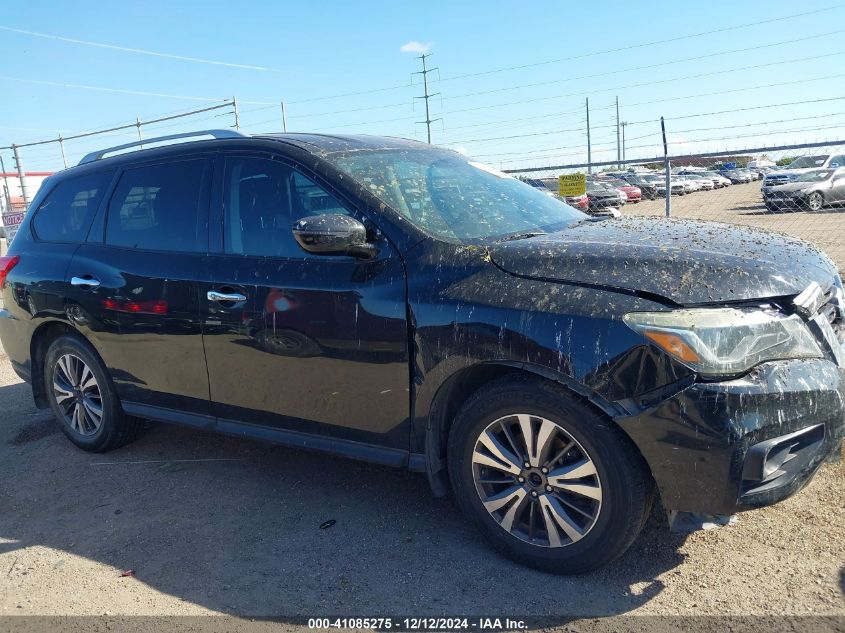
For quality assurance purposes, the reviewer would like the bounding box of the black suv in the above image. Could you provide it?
[1,131,843,573]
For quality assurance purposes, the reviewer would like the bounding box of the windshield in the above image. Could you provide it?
[793,169,834,183]
[788,155,829,169]
[329,149,586,242]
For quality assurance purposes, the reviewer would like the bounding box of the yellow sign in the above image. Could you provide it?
[558,173,586,197]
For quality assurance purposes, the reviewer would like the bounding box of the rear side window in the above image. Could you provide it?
[106,160,206,252]
[32,171,111,243]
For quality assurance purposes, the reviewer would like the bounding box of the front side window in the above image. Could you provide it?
[328,149,585,243]
[32,171,111,243]
[106,160,206,252]
[223,157,350,257]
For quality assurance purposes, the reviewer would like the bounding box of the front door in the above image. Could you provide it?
[200,153,410,449]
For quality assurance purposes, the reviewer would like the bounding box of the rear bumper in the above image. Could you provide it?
[616,359,845,515]
[763,194,811,210]
[0,307,33,383]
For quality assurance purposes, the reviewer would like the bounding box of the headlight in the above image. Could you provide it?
[623,307,822,377]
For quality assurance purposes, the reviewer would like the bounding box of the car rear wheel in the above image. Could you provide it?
[44,335,143,452]
[447,376,653,574]
[807,192,824,212]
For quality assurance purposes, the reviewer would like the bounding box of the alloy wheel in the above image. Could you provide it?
[52,354,103,436]
[807,192,823,212]
[471,414,602,548]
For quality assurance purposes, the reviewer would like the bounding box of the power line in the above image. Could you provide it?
[435,5,844,84]
[0,75,278,105]
[620,122,845,154]
[476,111,845,161]
[437,78,845,144]
[498,123,845,166]
[504,139,845,173]
[0,25,282,72]
[441,51,845,117]
[1,101,234,150]
[446,125,588,146]
[275,5,843,106]
[443,29,845,101]
[0,75,228,102]
[287,100,410,120]
[626,94,845,125]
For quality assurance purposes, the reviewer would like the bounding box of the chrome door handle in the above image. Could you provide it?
[207,291,247,303]
[71,276,100,288]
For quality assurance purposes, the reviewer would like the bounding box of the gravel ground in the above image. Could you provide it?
[0,346,843,626]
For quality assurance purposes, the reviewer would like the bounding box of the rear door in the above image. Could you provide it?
[199,151,410,451]
[66,155,213,419]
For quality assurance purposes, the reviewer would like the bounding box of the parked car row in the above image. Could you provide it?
[522,161,803,217]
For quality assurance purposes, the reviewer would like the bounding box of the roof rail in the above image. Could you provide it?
[77,129,247,165]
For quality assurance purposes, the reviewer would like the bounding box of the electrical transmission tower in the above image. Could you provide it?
[413,54,440,143]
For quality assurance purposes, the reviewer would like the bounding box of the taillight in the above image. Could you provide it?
[0,256,20,287]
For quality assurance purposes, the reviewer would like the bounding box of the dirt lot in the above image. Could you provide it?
[0,183,844,628]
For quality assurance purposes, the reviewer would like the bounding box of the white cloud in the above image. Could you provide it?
[400,41,434,54]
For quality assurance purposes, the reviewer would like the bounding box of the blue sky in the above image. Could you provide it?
[1,0,844,172]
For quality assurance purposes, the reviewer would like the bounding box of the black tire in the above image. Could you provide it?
[447,376,653,574]
[807,192,824,212]
[44,334,143,452]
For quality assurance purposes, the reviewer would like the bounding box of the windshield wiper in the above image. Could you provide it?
[497,231,547,243]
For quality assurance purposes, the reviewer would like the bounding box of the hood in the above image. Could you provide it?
[767,169,809,181]
[488,217,837,305]
[588,189,619,198]
[768,181,819,193]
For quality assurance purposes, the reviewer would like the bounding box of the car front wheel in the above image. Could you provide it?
[807,192,824,212]
[448,376,653,574]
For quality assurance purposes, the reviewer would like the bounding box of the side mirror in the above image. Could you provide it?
[292,214,378,258]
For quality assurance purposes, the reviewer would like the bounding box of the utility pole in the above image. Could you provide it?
[58,134,68,169]
[135,117,143,141]
[280,101,288,132]
[661,117,670,218]
[12,145,30,207]
[232,96,240,131]
[586,98,592,175]
[413,54,440,143]
[0,155,12,211]
[620,121,628,165]
[615,96,620,169]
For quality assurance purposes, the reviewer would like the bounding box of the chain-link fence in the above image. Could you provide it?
[507,140,845,270]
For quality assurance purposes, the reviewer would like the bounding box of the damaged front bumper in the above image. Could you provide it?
[616,358,845,516]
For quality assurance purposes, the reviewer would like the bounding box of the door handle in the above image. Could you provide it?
[71,276,101,288]
[207,290,247,303]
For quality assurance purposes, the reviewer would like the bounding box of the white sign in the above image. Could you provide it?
[1,208,25,243]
